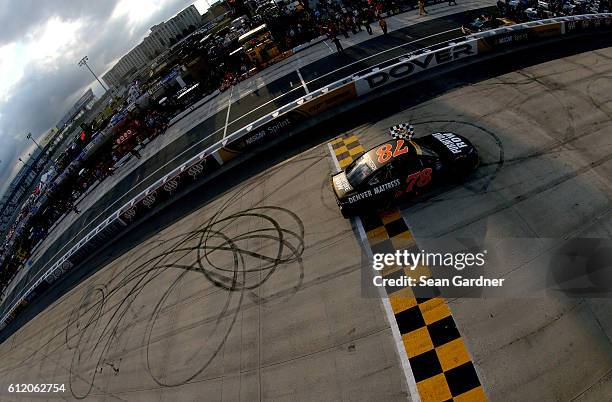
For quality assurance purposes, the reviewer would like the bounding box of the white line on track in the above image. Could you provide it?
[223,85,235,138]
[296,69,309,94]
[323,40,335,54]
[327,143,341,172]
[327,141,420,402]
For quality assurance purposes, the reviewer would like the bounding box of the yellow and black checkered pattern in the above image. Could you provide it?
[329,135,486,402]
[363,213,486,402]
[329,134,365,169]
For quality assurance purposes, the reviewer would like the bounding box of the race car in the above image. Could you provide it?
[331,124,478,218]
[461,15,515,34]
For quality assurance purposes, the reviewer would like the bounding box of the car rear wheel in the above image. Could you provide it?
[449,155,479,181]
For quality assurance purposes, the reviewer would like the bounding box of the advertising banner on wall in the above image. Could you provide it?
[119,155,219,224]
[477,23,563,53]
[354,41,479,96]
[563,15,612,34]
[293,83,357,118]
[217,114,299,163]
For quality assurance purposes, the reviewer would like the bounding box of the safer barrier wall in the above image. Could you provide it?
[1,13,611,332]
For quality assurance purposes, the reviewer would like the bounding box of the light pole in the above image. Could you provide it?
[18,154,38,171]
[26,132,43,152]
[78,56,109,92]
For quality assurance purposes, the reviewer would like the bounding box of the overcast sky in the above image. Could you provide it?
[0,0,209,197]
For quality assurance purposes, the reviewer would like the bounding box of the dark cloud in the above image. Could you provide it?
[0,0,120,47]
[0,0,199,195]
[0,59,90,138]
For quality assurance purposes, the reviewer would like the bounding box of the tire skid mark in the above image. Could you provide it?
[430,152,612,238]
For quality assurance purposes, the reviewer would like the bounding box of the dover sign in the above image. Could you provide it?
[354,41,478,96]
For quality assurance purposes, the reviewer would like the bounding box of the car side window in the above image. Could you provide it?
[368,167,392,187]
[368,174,381,187]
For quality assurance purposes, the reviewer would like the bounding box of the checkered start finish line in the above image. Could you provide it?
[329,134,486,402]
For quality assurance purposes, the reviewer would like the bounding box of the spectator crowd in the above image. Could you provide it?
[0,100,172,295]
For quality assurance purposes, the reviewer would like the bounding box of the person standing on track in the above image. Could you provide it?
[363,15,373,35]
[378,17,388,35]
[418,0,429,15]
[130,148,142,159]
[332,35,344,53]
[338,19,350,38]
[353,9,363,31]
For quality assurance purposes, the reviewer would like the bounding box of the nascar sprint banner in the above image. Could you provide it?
[476,23,563,53]
[476,14,612,53]
[216,113,300,163]
[353,40,479,97]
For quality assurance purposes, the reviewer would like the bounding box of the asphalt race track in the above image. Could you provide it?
[0,43,611,400]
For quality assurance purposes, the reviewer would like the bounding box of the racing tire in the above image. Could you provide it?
[449,154,479,182]
[340,206,352,219]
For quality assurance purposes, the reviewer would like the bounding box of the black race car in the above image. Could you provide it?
[331,127,478,218]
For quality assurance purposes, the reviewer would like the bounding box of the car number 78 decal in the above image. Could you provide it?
[403,167,432,193]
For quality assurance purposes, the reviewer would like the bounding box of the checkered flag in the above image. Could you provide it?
[389,123,415,140]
